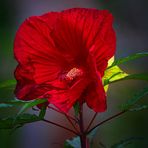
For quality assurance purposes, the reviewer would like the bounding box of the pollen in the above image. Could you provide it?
[65,67,83,81]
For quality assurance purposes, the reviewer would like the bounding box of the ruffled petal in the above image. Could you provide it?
[43,77,90,112]
[90,12,116,76]
[14,12,66,100]
[51,8,115,66]
[85,73,107,112]
[14,8,116,113]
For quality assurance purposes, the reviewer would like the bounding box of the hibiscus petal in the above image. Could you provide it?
[51,8,115,66]
[44,78,90,112]
[14,12,66,100]
[85,74,107,112]
[92,14,116,75]
[14,8,116,113]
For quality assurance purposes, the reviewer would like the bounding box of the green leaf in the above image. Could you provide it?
[121,86,148,111]
[0,99,30,108]
[17,98,47,116]
[103,53,148,90]
[103,65,128,91]
[39,105,47,119]
[0,79,16,89]
[0,99,47,113]
[73,102,80,117]
[103,57,115,91]
[0,99,47,130]
[106,73,148,86]
[111,137,144,148]
[64,137,81,148]
[103,64,148,87]
[109,52,148,68]
[0,113,40,130]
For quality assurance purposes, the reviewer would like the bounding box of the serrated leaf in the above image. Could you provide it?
[103,66,128,85]
[103,65,128,91]
[111,137,144,148]
[0,79,16,89]
[109,52,148,68]
[104,53,148,90]
[17,99,47,116]
[64,137,81,148]
[103,56,115,92]
[121,86,148,111]
[107,73,148,86]
[103,65,148,87]
[0,113,40,130]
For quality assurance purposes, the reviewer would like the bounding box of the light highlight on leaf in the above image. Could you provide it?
[103,65,128,91]
[103,52,148,92]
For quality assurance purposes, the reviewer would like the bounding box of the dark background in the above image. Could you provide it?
[0,0,148,148]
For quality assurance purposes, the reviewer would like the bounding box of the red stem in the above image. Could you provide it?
[42,119,79,135]
[87,111,126,134]
[65,114,79,133]
[79,104,90,148]
[85,112,98,132]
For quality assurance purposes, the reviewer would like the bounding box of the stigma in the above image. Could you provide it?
[65,67,83,81]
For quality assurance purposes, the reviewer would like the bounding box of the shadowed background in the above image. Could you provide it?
[0,0,148,148]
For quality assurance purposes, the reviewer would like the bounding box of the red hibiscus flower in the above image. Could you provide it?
[14,8,116,113]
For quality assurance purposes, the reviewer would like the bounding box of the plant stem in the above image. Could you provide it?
[80,134,89,148]
[42,119,79,135]
[79,104,90,148]
[85,112,98,132]
[87,111,126,134]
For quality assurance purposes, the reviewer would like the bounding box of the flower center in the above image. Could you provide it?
[65,67,83,81]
